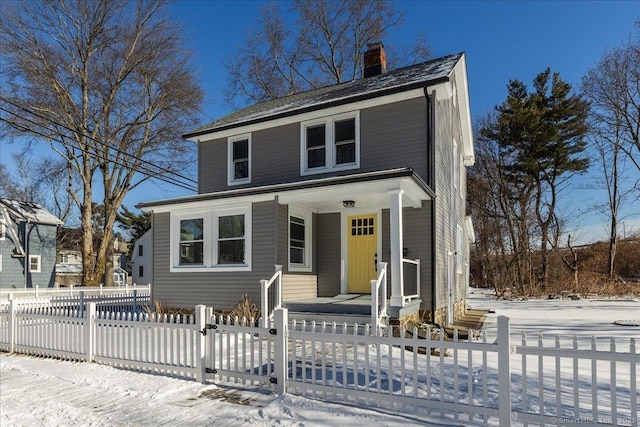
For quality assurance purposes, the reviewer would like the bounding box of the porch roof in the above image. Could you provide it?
[137,168,434,213]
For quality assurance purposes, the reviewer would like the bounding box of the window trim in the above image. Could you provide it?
[456,224,464,274]
[227,133,252,186]
[0,218,5,241]
[453,139,459,190]
[139,265,144,278]
[288,206,313,272]
[300,111,360,176]
[29,255,41,273]
[170,204,252,272]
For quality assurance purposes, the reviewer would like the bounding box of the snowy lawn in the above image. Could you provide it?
[1,290,638,426]
[0,353,463,426]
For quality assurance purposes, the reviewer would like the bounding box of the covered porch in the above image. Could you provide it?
[261,168,433,329]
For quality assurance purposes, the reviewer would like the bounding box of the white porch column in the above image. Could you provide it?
[389,189,404,307]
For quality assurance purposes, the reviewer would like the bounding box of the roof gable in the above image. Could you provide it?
[185,53,464,140]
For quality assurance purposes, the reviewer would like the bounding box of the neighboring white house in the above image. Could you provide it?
[131,230,152,286]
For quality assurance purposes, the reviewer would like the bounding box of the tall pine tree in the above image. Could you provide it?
[475,69,589,289]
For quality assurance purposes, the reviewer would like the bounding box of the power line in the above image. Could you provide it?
[0,114,198,193]
[0,100,199,192]
[0,96,198,186]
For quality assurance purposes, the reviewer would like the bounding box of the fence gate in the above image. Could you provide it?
[203,311,277,389]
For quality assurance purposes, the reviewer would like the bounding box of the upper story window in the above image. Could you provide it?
[171,204,252,272]
[138,245,143,257]
[228,134,251,185]
[301,111,360,175]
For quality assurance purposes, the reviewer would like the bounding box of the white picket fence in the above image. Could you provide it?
[0,304,637,427]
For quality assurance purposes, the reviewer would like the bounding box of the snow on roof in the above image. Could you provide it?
[55,264,82,274]
[184,53,463,138]
[0,199,64,226]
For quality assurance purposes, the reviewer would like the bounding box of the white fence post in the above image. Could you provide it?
[195,304,207,383]
[85,302,96,362]
[260,279,269,329]
[8,296,16,354]
[274,307,288,395]
[497,316,512,427]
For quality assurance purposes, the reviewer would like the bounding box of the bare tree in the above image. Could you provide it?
[0,154,77,225]
[0,0,202,286]
[583,22,640,189]
[583,22,640,279]
[223,0,430,105]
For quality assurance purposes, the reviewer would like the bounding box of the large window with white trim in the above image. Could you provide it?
[301,112,360,175]
[288,207,312,271]
[171,205,251,272]
[228,134,251,185]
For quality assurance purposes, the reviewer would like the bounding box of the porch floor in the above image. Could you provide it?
[284,294,372,315]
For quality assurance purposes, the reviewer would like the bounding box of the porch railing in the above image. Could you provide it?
[370,262,388,336]
[260,265,283,328]
[402,258,420,303]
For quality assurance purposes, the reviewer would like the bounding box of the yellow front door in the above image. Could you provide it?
[347,214,378,293]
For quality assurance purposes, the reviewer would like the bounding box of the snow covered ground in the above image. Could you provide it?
[1,290,638,426]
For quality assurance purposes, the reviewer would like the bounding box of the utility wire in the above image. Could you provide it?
[0,96,198,185]
[0,114,198,193]
[0,102,197,191]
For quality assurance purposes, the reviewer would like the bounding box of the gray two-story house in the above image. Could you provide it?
[0,199,63,289]
[139,44,475,326]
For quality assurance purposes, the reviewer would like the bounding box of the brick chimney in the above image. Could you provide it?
[363,42,387,78]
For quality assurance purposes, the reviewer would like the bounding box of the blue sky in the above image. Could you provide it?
[165,0,640,243]
[4,0,640,242]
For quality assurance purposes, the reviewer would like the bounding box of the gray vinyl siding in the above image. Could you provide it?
[198,97,429,193]
[151,201,277,310]
[381,205,433,309]
[433,76,468,316]
[0,222,57,289]
[316,213,341,297]
[360,97,428,179]
[276,203,288,268]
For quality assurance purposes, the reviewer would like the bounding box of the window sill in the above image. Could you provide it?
[170,264,251,273]
[228,178,251,186]
[288,265,312,273]
[301,163,359,176]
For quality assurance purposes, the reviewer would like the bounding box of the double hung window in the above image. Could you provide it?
[29,255,41,273]
[288,207,312,271]
[218,214,245,264]
[228,134,251,185]
[301,112,359,175]
[179,218,204,265]
[171,205,251,272]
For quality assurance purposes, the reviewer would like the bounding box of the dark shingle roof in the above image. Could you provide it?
[184,53,463,139]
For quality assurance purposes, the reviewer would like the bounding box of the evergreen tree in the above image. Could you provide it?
[474,69,589,289]
[117,206,151,244]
